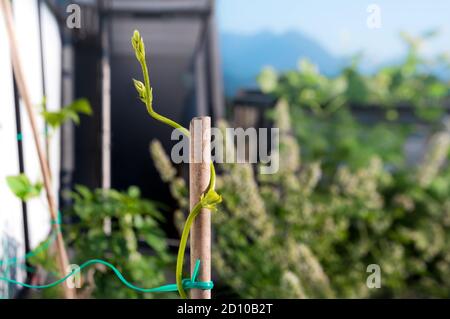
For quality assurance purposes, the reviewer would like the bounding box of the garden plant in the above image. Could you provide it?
[152,32,450,298]
[1,29,221,300]
[2,19,449,299]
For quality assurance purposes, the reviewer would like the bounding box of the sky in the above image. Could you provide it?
[217,0,450,66]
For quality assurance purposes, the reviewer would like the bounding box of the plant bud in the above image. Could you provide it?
[133,79,147,103]
[131,30,145,61]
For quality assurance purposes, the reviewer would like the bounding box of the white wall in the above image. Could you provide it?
[0,1,25,297]
[0,0,62,297]
[41,3,62,207]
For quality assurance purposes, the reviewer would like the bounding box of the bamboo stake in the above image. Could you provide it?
[0,0,75,299]
[189,117,211,299]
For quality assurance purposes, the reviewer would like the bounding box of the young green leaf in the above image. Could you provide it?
[6,174,43,201]
[41,98,92,129]
[41,111,66,128]
[69,98,92,115]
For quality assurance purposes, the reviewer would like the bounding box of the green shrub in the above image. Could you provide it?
[29,186,174,299]
[258,31,450,122]
[66,185,173,298]
[149,32,450,298]
[152,101,450,298]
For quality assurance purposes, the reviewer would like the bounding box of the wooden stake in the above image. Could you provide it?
[189,117,211,299]
[0,0,75,299]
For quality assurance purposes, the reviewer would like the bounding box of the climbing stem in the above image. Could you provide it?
[132,30,220,299]
[176,202,202,299]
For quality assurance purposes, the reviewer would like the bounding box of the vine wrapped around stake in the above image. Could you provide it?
[131,30,222,299]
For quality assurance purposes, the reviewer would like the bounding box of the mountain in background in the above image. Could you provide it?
[220,30,347,96]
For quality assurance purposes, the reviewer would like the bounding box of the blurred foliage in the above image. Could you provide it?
[259,31,450,122]
[258,32,450,173]
[66,185,173,298]
[29,186,174,299]
[6,174,42,201]
[152,32,450,298]
[152,103,450,298]
[41,98,92,130]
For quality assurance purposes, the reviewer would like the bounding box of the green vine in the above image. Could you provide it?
[131,30,222,299]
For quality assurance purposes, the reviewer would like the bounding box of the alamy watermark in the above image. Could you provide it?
[170,119,280,175]
[366,4,382,29]
[66,4,81,29]
[66,264,81,289]
[366,264,381,289]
